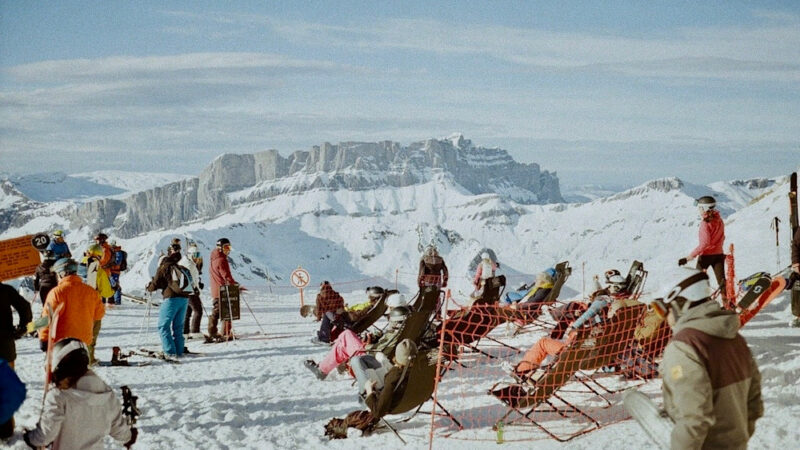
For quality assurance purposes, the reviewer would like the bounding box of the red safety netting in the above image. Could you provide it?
[427,271,672,445]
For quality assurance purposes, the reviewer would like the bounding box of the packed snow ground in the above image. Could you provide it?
[6,277,800,449]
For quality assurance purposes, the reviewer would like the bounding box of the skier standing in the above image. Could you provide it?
[208,238,241,341]
[472,252,498,292]
[146,244,191,357]
[94,233,116,305]
[39,258,106,365]
[23,338,135,450]
[652,269,762,449]
[0,281,31,439]
[679,196,727,302]
[183,242,204,338]
[34,251,59,306]
[46,230,71,259]
[418,245,448,289]
[108,241,126,306]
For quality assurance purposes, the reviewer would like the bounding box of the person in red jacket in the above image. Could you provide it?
[207,238,243,341]
[679,196,726,301]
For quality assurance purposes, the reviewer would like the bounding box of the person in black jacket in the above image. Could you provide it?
[34,251,59,305]
[0,280,32,439]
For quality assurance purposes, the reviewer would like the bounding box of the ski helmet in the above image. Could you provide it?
[385,293,408,308]
[216,238,231,248]
[51,338,89,384]
[87,243,104,257]
[388,306,410,325]
[395,339,418,366]
[94,232,108,242]
[365,286,385,299]
[654,268,712,320]
[481,252,490,260]
[695,196,716,211]
[51,258,78,275]
[545,267,557,279]
[52,229,64,238]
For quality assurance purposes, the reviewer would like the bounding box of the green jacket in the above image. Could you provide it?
[661,301,763,450]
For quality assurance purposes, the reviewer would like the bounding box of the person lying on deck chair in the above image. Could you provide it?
[504,276,640,382]
[548,269,631,339]
[503,268,556,310]
[304,306,410,380]
[359,339,418,417]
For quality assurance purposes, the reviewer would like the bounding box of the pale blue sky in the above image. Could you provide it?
[1,1,799,188]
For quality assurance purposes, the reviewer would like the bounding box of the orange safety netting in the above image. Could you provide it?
[427,274,672,445]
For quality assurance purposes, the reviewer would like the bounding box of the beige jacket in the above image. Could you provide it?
[661,301,763,450]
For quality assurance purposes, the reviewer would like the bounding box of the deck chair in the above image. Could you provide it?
[623,260,648,299]
[350,289,398,334]
[368,286,439,361]
[488,329,601,441]
[470,275,507,306]
[574,303,647,395]
[512,261,572,335]
[365,349,462,441]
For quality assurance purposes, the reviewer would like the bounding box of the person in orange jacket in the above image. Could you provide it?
[39,258,105,365]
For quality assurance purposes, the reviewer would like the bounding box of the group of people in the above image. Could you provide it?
[2,249,136,448]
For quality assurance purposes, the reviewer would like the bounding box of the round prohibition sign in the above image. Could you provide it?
[290,268,310,288]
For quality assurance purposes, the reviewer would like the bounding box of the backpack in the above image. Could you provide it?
[118,250,128,272]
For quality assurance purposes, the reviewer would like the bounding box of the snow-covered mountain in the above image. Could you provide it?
[1,152,794,302]
[0,136,561,239]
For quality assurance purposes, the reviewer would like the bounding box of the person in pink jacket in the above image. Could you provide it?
[679,196,726,300]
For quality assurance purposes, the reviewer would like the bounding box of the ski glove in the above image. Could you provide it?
[198,281,205,289]
[39,340,48,352]
[678,258,688,266]
[13,325,26,339]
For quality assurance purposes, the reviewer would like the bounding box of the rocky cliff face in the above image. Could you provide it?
[66,135,562,237]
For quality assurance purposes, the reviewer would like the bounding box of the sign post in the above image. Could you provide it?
[290,267,310,307]
[0,234,44,281]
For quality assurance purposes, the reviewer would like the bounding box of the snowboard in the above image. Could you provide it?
[622,390,672,450]
[97,360,152,367]
[740,276,787,326]
[736,272,772,310]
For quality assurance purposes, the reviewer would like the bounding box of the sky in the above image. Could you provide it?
[1,1,799,189]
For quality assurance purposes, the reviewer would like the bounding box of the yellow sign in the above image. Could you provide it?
[0,235,41,281]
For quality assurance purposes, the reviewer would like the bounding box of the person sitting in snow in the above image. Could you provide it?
[23,338,136,450]
[418,245,448,289]
[315,281,345,322]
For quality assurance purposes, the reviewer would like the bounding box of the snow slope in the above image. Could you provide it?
[5,171,191,202]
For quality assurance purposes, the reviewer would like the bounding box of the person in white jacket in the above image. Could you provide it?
[23,338,135,450]
[179,243,203,339]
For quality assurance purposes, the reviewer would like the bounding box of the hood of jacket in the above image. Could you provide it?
[62,370,116,406]
[672,299,739,339]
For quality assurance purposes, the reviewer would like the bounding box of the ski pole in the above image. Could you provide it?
[241,290,266,334]
[772,217,781,270]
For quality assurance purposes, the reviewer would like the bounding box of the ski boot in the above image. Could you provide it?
[791,317,800,328]
[304,360,327,380]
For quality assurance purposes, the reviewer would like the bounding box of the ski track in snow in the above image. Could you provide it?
[7,286,800,449]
